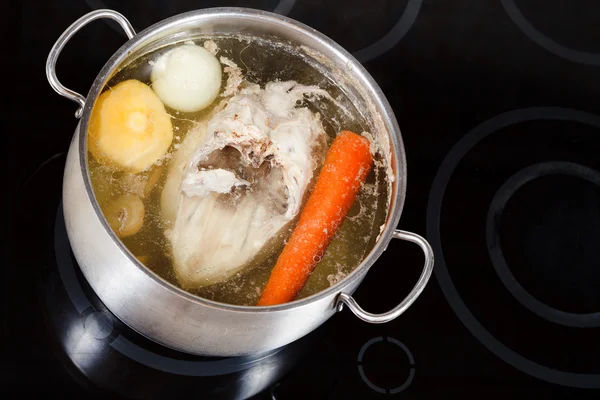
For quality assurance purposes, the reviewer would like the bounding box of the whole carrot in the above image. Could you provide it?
[257,130,373,306]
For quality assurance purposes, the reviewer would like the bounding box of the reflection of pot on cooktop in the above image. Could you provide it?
[44,208,309,399]
[24,150,311,399]
[428,107,600,388]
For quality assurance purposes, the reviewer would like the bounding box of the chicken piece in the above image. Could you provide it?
[161,81,327,288]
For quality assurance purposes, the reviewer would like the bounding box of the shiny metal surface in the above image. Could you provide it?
[45,9,136,118]
[53,7,434,356]
[336,230,435,323]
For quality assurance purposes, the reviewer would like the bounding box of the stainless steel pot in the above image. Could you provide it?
[47,7,434,357]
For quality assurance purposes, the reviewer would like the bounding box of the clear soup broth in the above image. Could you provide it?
[87,34,389,305]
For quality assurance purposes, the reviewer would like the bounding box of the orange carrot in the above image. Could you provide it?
[257,130,373,306]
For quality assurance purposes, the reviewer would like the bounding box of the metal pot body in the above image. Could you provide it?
[51,8,434,357]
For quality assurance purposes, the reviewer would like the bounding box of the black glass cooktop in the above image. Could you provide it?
[10,0,600,398]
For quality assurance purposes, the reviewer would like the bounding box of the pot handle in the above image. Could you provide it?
[46,9,136,118]
[336,230,434,323]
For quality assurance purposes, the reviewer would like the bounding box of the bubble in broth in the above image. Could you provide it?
[88,35,390,306]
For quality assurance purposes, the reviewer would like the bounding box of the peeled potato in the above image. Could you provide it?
[102,194,145,238]
[89,79,173,173]
[151,44,222,113]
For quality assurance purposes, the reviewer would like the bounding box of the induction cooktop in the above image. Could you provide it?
[9,0,600,398]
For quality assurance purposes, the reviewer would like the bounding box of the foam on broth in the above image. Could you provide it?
[87,35,390,305]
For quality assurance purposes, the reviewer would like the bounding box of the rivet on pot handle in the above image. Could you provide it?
[46,9,136,118]
[336,230,434,323]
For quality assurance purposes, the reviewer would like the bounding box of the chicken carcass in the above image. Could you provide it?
[161,81,327,288]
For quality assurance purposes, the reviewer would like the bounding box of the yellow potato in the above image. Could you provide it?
[102,193,145,238]
[88,79,173,173]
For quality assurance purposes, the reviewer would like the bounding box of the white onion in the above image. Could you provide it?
[151,44,222,113]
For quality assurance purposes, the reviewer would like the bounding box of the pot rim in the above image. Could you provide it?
[77,6,407,313]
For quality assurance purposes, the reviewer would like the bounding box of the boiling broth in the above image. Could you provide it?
[88,35,389,305]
